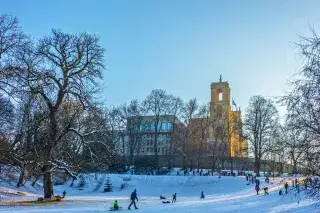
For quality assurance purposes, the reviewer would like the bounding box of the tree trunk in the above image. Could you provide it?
[254,158,260,176]
[32,175,40,187]
[154,126,159,170]
[17,166,25,188]
[292,159,297,174]
[43,165,54,199]
[211,156,216,172]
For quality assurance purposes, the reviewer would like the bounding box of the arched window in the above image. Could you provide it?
[216,89,223,101]
[218,92,223,101]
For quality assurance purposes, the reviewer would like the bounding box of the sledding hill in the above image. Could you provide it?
[0,173,318,213]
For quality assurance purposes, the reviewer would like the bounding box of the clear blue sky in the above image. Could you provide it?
[2,0,320,116]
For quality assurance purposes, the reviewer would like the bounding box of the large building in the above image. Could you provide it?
[187,77,248,168]
[114,77,248,170]
[116,115,186,166]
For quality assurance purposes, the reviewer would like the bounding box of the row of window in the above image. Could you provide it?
[141,134,171,140]
[141,146,169,154]
[129,122,173,132]
[145,140,169,146]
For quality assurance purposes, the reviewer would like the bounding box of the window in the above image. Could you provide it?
[167,123,173,131]
[162,122,166,131]
[151,123,155,131]
[218,92,223,101]
[145,123,150,131]
[162,147,165,154]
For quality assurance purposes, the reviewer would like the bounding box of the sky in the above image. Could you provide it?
[2,0,320,118]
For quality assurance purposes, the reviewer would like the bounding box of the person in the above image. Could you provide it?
[255,184,260,195]
[279,189,283,196]
[255,178,260,186]
[160,195,166,200]
[128,189,138,210]
[246,174,249,182]
[114,200,119,210]
[285,182,289,194]
[263,187,269,195]
[62,190,66,198]
[295,179,298,186]
[200,191,205,199]
[303,179,308,190]
[292,179,295,187]
[172,193,177,203]
[296,183,300,193]
[265,177,269,183]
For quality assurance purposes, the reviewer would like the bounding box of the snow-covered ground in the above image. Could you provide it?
[0,174,318,213]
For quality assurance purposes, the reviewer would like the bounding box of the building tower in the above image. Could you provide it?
[209,76,231,144]
[208,75,248,158]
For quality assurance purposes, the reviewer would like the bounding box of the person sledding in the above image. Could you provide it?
[263,187,269,195]
[200,191,205,199]
[279,189,283,195]
[128,189,138,210]
[172,193,177,203]
[114,200,119,210]
[110,200,122,211]
[160,195,166,200]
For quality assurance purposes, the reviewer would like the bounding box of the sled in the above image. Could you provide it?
[109,207,123,211]
[162,201,170,204]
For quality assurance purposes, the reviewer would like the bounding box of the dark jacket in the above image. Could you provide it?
[131,191,138,201]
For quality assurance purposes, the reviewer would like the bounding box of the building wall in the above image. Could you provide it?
[187,79,248,161]
[119,115,186,159]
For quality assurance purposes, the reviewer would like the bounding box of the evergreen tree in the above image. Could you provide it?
[104,176,112,192]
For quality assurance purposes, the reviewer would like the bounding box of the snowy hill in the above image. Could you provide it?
[0,174,318,213]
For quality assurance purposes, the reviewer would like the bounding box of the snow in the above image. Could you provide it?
[0,174,318,213]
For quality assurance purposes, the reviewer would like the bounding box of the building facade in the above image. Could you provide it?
[115,115,186,167]
[186,77,248,169]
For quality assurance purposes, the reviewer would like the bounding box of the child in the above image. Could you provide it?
[279,189,283,195]
[263,187,269,195]
[114,200,119,210]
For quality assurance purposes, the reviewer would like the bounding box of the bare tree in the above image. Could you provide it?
[143,89,172,169]
[281,29,320,176]
[167,96,183,168]
[178,98,199,169]
[117,100,146,167]
[244,96,279,176]
[194,104,210,171]
[0,93,13,134]
[2,26,106,198]
[279,121,310,174]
